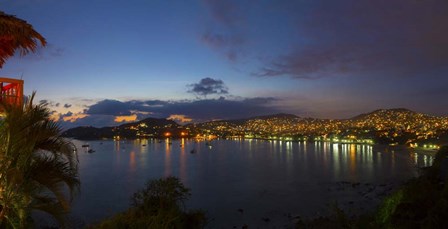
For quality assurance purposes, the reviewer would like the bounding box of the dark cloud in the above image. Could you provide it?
[131,99,169,107]
[149,97,279,121]
[62,111,73,117]
[59,114,116,130]
[64,103,72,108]
[61,96,281,128]
[255,0,448,79]
[86,99,135,116]
[202,0,448,79]
[201,0,247,61]
[39,99,60,107]
[201,31,245,61]
[203,0,245,27]
[187,77,229,98]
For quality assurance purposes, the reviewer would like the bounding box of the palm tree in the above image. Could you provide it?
[0,11,46,68]
[0,93,79,228]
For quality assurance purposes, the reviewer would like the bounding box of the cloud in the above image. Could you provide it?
[60,112,88,123]
[201,0,247,61]
[57,96,281,128]
[17,43,65,61]
[203,0,244,27]
[201,0,448,80]
[167,114,193,124]
[114,114,138,123]
[60,114,116,129]
[149,97,279,121]
[39,99,61,107]
[187,77,229,98]
[254,0,448,79]
[86,99,135,116]
[201,31,245,61]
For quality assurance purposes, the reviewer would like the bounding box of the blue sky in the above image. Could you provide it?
[2,0,448,128]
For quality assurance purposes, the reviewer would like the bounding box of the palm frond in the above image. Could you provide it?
[0,93,79,227]
[0,11,46,67]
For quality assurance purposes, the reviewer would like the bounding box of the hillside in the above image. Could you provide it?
[62,117,182,140]
[62,109,448,144]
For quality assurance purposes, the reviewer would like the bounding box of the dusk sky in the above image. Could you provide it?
[2,0,448,128]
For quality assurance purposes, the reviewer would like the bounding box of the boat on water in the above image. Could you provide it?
[87,149,95,153]
[205,141,213,149]
[81,144,89,147]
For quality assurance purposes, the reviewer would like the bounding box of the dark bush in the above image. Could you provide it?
[92,176,206,229]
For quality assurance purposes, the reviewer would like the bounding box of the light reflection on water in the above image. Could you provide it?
[69,139,433,228]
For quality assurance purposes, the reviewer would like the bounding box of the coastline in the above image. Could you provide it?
[70,137,441,156]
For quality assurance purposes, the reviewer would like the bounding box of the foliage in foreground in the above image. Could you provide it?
[92,176,206,229]
[0,94,80,228]
[296,145,448,228]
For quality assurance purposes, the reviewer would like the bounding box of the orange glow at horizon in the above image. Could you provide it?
[50,113,61,122]
[167,114,192,123]
[114,114,137,123]
[62,113,89,122]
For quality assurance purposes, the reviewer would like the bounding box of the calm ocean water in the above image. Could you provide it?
[65,139,433,228]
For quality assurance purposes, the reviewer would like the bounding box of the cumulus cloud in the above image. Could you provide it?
[187,77,229,98]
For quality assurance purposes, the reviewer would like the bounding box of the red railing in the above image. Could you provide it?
[0,77,24,109]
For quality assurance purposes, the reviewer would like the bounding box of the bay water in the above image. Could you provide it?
[66,139,433,228]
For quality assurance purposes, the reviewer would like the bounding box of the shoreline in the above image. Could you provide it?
[71,137,441,156]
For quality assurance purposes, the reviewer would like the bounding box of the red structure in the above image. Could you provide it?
[0,77,24,108]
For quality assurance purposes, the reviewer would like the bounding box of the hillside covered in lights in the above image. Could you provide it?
[62,108,448,147]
